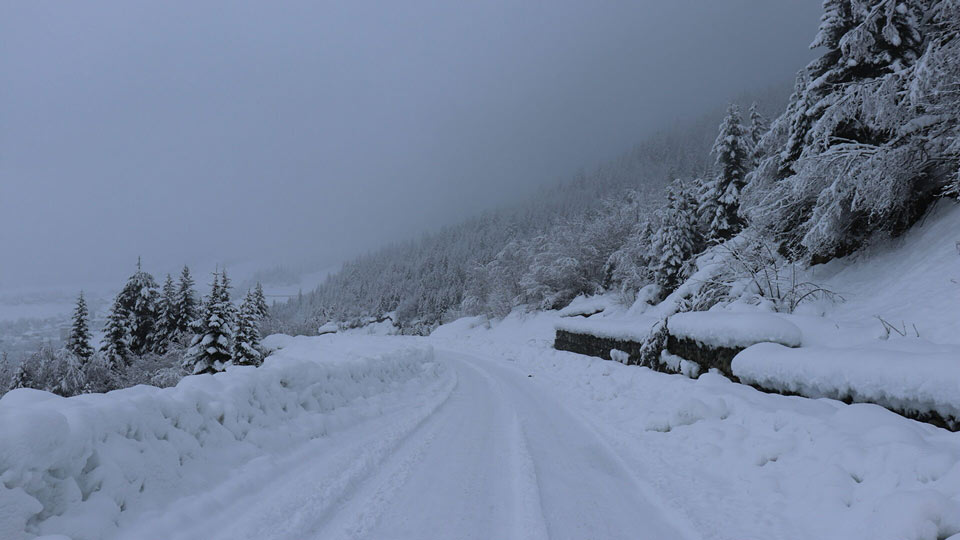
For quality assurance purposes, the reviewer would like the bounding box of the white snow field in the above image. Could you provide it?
[3,206,960,540]
[4,329,960,539]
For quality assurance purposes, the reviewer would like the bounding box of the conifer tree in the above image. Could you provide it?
[233,290,263,367]
[652,181,699,292]
[219,269,239,332]
[183,271,234,374]
[66,292,95,364]
[703,104,750,242]
[747,103,768,163]
[252,282,270,320]
[101,293,131,371]
[809,0,855,51]
[118,258,159,356]
[175,266,199,336]
[152,274,179,353]
[9,360,29,390]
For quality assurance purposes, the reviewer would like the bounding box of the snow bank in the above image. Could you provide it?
[733,342,960,423]
[0,337,445,540]
[555,316,660,343]
[432,315,960,540]
[668,311,802,349]
[557,295,615,318]
[430,315,490,339]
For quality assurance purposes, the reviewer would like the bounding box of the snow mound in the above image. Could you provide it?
[669,311,802,349]
[733,342,960,421]
[555,316,660,342]
[431,316,490,338]
[558,295,615,318]
[0,337,444,540]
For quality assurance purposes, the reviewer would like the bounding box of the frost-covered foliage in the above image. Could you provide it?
[638,319,669,369]
[745,0,960,261]
[651,180,702,293]
[272,1,958,331]
[251,282,270,319]
[711,233,844,313]
[702,104,751,242]
[183,271,236,375]
[100,294,132,371]
[233,290,264,367]
[151,274,179,355]
[65,292,94,364]
[117,259,160,356]
[272,108,768,332]
[174,265,199,338]
[1,262,265,399]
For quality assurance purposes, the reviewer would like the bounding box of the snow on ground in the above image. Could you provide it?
[432,311,960,540]
[734,341,960,421]
[794,201,960,346]
[0,337,449,540]
[2,205,957,540]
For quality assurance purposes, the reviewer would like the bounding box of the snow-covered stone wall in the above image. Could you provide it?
[734,343,960,431]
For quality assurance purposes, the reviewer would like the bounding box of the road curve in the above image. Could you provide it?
[116,348,695,540]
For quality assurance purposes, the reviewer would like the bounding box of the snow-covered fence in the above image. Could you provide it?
[734,343,960,431]
[0,337,444,540]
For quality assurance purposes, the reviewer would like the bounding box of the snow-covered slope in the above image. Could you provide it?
[795,201,960,346]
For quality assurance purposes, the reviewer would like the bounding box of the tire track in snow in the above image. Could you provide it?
[114,370,458,540]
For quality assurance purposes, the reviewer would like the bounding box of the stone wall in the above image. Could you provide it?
[554,327,957,431]
[553,329,645,365]
[665,336,744,381]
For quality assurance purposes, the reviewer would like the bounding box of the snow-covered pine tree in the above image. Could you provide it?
[745,0,946,262]
[101,293,131,371]
[66,291,94,364]
[118,258,159,356]
[809,0,855,51]
[183,271,235,374]
[218,269,239,332]
[152,274,179,354]
[703,104,750,242]
[9,360,29,390]
[252,282,270,320]
[175,265,199,337]
[233,290,263,367]
[652,180,700,292]
[747,103,768,163]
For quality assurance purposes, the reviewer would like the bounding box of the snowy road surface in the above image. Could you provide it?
[114,349,694,540]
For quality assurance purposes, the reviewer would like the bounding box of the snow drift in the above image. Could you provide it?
[0,336,445,540]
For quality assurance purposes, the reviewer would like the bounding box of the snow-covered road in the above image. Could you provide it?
[6,331,960,540]
[114,349,694,540]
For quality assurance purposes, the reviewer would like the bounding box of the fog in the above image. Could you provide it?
[1,1,821,288]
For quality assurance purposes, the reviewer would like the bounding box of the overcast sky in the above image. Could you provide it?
[1,1,822,288]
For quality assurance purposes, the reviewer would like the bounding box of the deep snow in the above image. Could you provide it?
[2,204,958,540]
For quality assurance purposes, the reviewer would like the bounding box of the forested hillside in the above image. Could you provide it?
[274,0,959,335]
